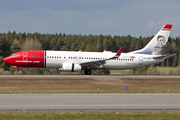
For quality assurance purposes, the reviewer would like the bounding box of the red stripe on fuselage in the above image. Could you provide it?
[3,50,45,68]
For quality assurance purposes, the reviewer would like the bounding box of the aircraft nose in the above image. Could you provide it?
[3,57,11,64]
[3,57,7,62]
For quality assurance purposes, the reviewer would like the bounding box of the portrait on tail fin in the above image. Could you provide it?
[151,35,166,55]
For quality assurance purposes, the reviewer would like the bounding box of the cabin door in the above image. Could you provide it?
[139,56,143,65]
[23,52,28,63]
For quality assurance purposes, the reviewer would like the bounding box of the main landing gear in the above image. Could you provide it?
[84,69,91,75]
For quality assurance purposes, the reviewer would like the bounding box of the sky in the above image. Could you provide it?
[0,0,180,38]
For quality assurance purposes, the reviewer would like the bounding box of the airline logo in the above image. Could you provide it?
[131,56,135,58]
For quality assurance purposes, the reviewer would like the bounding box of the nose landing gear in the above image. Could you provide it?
[84,70,91,75]
[19,67,22,74]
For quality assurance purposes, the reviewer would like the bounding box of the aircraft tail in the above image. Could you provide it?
[129,24,172,55]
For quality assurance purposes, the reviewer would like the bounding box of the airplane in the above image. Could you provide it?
[3,24,174,75]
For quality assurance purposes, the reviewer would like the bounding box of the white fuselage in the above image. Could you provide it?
[45,51,164,70]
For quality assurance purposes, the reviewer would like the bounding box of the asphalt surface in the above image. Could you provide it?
[0,74,180,78]
[0,93,180,111]
[0,75,180,111]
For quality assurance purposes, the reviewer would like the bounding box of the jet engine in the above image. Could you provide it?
[61,63,81,72]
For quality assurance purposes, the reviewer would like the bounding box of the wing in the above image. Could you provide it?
[78,47,124,69]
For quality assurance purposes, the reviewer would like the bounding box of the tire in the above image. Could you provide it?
[87,70,91,75]
[84,70,87,75]
[84,70,91,75]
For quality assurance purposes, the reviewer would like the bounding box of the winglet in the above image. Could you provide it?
[115,46,124,57]
[103,49,107,52]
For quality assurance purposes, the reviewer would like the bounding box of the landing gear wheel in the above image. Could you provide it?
[19,68,22,74]
[87,70,91,75]
[84,70,91,75]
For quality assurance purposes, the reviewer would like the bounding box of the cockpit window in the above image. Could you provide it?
[10,55,17,57]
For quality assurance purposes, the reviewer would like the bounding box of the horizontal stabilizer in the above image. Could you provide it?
[152,53,176,59]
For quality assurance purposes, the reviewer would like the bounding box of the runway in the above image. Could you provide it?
[1,74,180,78]
[0,93,180,111]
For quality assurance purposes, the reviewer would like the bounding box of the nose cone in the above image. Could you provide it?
[3,57,8,63]
[3,57,11,64]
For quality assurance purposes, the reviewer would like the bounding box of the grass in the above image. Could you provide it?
[0,77,180,93]
[156,67,177,75]
[0,111,180,120]
[110,69,132,75]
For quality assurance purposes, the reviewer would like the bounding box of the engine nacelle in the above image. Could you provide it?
[61,63,81,72]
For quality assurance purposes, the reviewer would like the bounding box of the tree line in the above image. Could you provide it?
[0,31,179,74]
